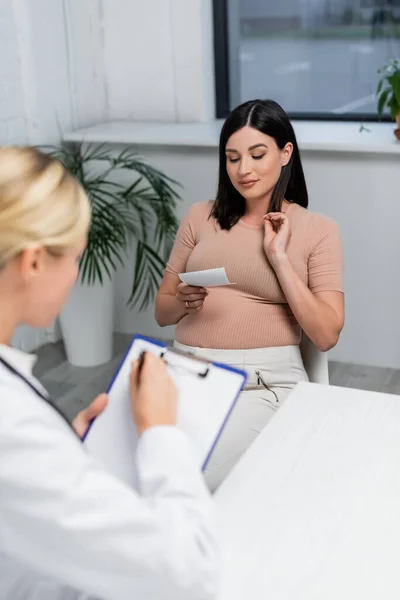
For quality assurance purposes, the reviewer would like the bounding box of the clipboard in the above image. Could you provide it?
[84,335,247,489]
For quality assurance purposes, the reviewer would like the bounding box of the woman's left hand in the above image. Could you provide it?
[263,212,291,267]
[72,393,108,438]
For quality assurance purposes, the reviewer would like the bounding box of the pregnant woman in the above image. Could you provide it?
[155,99,344,491]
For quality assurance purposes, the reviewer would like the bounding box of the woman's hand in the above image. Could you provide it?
[263,212,291,268]
[176,282,208,314]
[130,352,178,435]
[72,393,108,438]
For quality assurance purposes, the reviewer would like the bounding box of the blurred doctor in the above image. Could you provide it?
[0,146,219,600]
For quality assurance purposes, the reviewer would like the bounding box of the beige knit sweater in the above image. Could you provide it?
[166,201,344,349]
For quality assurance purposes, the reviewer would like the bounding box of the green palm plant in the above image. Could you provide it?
[46,143,180,310]
[377,58,400,130]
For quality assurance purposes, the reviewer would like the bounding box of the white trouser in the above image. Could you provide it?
[173,342,309,493]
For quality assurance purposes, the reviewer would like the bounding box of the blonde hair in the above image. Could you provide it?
[0,146,91,268]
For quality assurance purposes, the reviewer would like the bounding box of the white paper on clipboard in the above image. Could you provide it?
[84,335,247,490]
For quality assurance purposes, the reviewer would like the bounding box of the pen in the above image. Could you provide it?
[137,351,146,380]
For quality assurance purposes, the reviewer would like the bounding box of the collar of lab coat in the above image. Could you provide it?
[0,344,38,380]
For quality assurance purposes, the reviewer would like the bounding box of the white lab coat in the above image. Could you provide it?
[0,345,219,600]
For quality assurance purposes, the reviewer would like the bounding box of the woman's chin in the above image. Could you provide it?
[241,190,267,202]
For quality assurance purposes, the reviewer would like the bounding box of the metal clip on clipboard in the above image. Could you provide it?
[160,347,211,379]
[138,346,212,379]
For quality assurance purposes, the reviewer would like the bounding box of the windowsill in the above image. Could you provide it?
[63,119,400,155]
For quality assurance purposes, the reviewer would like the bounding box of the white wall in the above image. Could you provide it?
[0,0,73,145]
[66,0,215,125]
[0,0,73,351]
[0,0,26,144]
[112,144,400,370]
[303,151,400,369]
[1,0,216,134]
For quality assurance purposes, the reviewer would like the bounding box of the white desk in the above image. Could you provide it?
[216,382,400,600]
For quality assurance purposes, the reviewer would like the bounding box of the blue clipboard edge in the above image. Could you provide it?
[201,360,247,471]
[82,335,248,469]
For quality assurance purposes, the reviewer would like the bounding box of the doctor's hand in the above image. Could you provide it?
[72,393,108,438]
[130,352,178,435]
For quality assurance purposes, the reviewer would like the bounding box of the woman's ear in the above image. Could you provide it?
[281,142,293,167]
[18,246,45,280]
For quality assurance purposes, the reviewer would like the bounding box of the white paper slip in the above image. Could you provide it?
[83,335,247,490]
[179,267,234,288]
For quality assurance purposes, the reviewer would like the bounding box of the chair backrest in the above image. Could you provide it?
[299,332,329,384]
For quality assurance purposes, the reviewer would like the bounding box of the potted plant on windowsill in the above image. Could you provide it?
[377,58,400,139]
[45,143,180,367]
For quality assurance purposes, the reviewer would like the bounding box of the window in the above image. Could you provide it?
[213,0,400,120]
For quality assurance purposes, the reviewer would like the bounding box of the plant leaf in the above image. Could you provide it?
[128,242,166,310]
[44,143,181,304]
[377,88,390,118]
[392,72,400,106]
[388,95,399,120]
